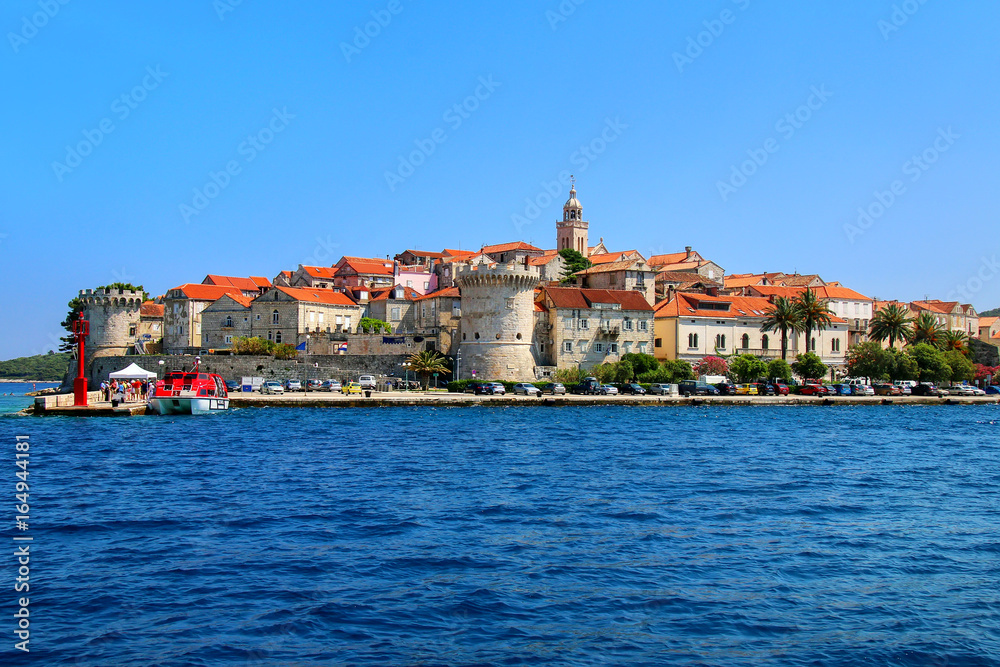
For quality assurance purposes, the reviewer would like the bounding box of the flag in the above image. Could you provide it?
[338,343,348,355]
[295,341,307,351]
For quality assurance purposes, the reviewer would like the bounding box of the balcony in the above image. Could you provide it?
[598,325,620,337]
[733,347,783,358]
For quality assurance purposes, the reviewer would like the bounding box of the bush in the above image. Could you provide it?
[791,353,827,381]
[766,358,792,383]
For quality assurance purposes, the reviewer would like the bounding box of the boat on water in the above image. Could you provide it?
[148,359,229,415]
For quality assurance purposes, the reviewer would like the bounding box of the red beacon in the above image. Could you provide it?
[72,312,89,406]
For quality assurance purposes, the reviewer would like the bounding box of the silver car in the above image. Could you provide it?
[261,381,284,395]
[489,382,506,395]
[513,383,540,396]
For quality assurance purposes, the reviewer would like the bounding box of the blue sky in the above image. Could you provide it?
[1,1,998,359]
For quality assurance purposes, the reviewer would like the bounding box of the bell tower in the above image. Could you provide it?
[556,176,589,256]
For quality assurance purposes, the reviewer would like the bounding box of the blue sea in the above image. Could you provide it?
[2,396,1000,665]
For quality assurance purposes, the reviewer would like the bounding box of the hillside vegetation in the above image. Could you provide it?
[0,352,71,381]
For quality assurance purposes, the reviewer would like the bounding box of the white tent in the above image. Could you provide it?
[108,363,158,380]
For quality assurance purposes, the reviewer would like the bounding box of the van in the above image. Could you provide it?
[678,380,720,397]
[358,375,376,389]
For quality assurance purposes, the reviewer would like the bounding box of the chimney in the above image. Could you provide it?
[685,246,692,260]
[707,286,718,297]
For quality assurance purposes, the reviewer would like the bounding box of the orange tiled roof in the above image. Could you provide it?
[574,259,650,275]
[588,250,642,265]
[203,275,269,292]
[481,241,543,254]
[401,250,444,259]
[440,250,478,263]
[414,286,461,301]
[656,292,846,324]
[648,252,692,267]
[979,316,998,327]
[544,287,652,312]
[273,286,358,306]
[301,265,338,279]
[369,285,421,302]
[169,284,246,301]
[338,257,395,275]
[139,301,164,317]
[528,254,560,266]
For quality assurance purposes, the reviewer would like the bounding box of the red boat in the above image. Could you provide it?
[148,358,229,415]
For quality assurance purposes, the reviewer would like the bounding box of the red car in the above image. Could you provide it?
[799,384,829,396]
[774,383,790,395]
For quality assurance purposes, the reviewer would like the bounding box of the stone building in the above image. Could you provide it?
[455,262,540,380]
[78,287,147,362]
[200,294,253,350]
[572,258,657,305]
[288,265,338,289]
[535,287,655,369]
[249,286,362,347]
[333,256,396,289]
[413,286,463,356]
[557,178,589,255]
[202,274,271,297]
[163,284,246,354]
[367,285,421,333]
[137,301,164,354]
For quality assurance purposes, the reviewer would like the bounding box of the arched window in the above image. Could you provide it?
[224,316,233,328]
[741,334,750,349]
[272,310,279,325]
[715,334,726,350]
[275,331,282,343]
[761,334,769,350]
[688,332,698,348]
[267,331,272,341]
[810,337,816,352]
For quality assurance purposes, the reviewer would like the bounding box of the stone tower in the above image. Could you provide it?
[79,287,145,375]
[455,261,540,381]
[556,176,589,256]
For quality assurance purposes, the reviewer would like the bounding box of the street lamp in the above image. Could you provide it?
[402,362,410,391]
[158,359,165,379]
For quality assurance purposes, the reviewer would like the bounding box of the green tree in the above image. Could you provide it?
[890,349,919,381]
[761,296,803,360]
[942,349,974,383]
[554,367,583,384]
[59,296,86,352]
[845,341,894,381]
[273,343,298,360]
[406,350,451,389]
[907,343,951,383]
[613,360,634,383]
[791,353,827,381]
[231,336,276,355]
[941,330,969,355]
[794,289,834,356]
[728,354,768,383]
[911,313,945,348]
[766,358,793,383]
[869,303,913,349]
[620,353,659,377]
[591,363,616,383]
[665,359,694,382]
[558,248,592,283]
[359,317,392,334]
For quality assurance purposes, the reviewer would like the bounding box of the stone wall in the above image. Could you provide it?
[89,353,411,385]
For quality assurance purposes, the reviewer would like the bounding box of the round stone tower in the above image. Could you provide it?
[79,287,145,375]
[455,261,540,381]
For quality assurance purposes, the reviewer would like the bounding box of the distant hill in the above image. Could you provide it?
[979,307,1000,318]
[0,352,71,381]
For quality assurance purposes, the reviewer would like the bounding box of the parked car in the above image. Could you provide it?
[948,385,976,396]
[600,384,619,395]
[896,384,911,395]
[261,381,284,395]
[321,380,341,392]
[715,382,737,395]
[911,383,943,396]
[649,383,674,395]
[513,383,541,396]
[464,381,496,395]
[570,377,602,395]
[773,383,790,395]
[537,382,566,395]
[678,380,720,397]
[225,379,240,392]
[358,375,376,390]
[754,382,775,396]
[284,379,302,392]
[873,383,900,396]
[829,384,851,396]
[342,382,363,395]
[620,383,646,395]
[969,386,986,396]
[799,384,829,396]
[306,379,323,390]
[489,382,507,395]
[851,384,875,396]
[735,383,759,395]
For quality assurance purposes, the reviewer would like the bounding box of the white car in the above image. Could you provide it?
[513,383,540,396]
[950,385,979,396]
[261,381,284,395]
[600,384,619,395]
[856,385,875,396]
[358,375,376,390]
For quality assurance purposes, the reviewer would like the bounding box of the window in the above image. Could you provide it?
[272,310,279,325]
[623,320,633,331]
[275,331,282,343]
[715,334,726,350]
[638,342,646,354]
[688,332,699,348]
[623,341,632,353]
[761,334,769,350]
[564,341,573,353]
[391,307,401,320]
[224,316,233,328]
[811,337,816,352]
[655,338,662,348]
[741,334,750,349]
[609,342,618,353]
[506,297,515,310]
[406,280,413,287]
[595,343,604,353]
[267,330,273,341]
[579,341,588,353]
[831,338,841,352]
[639,320,648,331]
[580,319,589,330]
[225,335,232,344]
[128,324,137,337]
[344,318,351,331]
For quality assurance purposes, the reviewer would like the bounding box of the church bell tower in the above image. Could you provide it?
[556,176,589,256]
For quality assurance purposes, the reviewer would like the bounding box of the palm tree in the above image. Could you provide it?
[911,312,945,348]
[794,289,834,356]
[941,330,969,354]
[869,303,913,349]
[761,296,803,360]
[406,350,451,389]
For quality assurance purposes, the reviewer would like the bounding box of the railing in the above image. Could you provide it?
[599,325,620,336]
[733,347,784,358]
